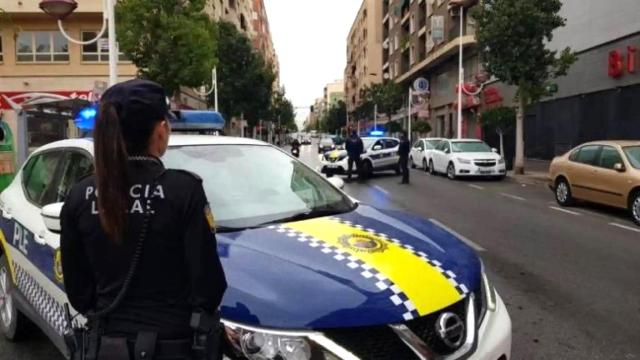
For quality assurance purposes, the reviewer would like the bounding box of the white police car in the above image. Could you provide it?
[0,134,511,360]
[319,137,402,178]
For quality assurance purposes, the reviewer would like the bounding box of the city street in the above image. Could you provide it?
[2,140,639,360]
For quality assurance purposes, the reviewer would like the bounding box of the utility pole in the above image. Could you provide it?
[374,103,378,131]
[457,6,465,139]
[407,87,413,141]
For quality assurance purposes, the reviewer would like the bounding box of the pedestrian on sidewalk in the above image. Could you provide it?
[345,130,364,182]
[399,132,411,184]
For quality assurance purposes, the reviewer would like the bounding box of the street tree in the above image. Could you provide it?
[270,89,296,130]
[385,120,403,135]
[480,106,515,157]
[116,0,217,97]
[322,101,347,134]
[356,82,404,120]
[474,0,577,174]
[412,121,432,137]
[214,21,276,128]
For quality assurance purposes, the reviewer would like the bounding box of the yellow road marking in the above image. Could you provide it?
[286,218,462,316]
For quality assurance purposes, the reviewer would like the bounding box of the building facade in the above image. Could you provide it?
[522,0,640,159]
[345,0,384,114]
[251,0,280,87]
[205,0,254,37]
[382,0,482,139]
[324,80,345,110]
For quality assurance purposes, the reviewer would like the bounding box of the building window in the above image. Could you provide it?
[229,0,236,10]
[81,31,127,62]
[16,31,69,63]
[0,36,3,63]
[240,14,247,31]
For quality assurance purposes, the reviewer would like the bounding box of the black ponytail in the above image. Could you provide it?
[94,102,129,243]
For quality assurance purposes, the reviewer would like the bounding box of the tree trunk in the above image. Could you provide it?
[514,97,525,175]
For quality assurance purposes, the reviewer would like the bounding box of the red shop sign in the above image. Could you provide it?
[608,46,637,78]
[0,91,93,110]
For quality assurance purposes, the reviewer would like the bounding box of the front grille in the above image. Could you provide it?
[323,325,420,360]
[405,300,467,356]
[323,299,469,359]
[474,160,496,167]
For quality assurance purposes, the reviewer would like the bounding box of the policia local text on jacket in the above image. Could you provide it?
[60,157,227,358]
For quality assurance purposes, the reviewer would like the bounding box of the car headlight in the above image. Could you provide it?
[331,144,336,149]
[224,322,340,360]
[498,158,505,165]
[457,158,471,164]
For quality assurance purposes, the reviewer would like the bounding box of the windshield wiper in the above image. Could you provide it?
[259,207,348,227]
[216,226,250,233]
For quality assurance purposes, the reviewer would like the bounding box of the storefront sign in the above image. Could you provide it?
[483,87,503,106]
[0,91,93,110]
[608,46,637,78]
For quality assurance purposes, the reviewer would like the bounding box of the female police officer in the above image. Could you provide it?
[60,79,227,359]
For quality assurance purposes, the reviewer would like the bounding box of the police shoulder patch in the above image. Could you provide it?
[204,204,216,233]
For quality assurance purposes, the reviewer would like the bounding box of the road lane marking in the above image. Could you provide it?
[500,193,527,201]
[429,219,486,252]
[468,184,485,190]
[609,222,640,233]
[549,206,582,216]
[373,185,389,195]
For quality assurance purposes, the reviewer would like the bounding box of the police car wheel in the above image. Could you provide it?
[362,161,373,178]
[0,255,27,341]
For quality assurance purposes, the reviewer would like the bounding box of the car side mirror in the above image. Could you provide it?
[444,149,450,154]
[41,202,64,233]
[327,176,345,190]
[491,148,498,153]
[613,163,626,172]
[373,145,382,151]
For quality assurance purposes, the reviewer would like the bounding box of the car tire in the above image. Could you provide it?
[0,255,28,341]
[555,177,574,206]
[447,163,457,180]
[410,157,416,169]
[423,159,428,172]
[429,160,436,176]
[629,190,640,226]
[361,161,373,179]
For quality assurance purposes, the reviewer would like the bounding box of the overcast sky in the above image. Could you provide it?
[264,0,362,128]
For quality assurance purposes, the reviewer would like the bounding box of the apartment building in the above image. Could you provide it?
[206,0,254,37]
[252,0,279,87]
[345,0,384,114]
[383,0,482,139]
[324,80,345,110]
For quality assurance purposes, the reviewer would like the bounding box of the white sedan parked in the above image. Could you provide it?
[410,138,445,172]
[429,139,507,180]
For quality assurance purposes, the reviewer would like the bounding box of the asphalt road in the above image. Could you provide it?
[3,141,639,360]
[299,142,640,359]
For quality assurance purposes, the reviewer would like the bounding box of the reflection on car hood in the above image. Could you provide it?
[217,205,481,329]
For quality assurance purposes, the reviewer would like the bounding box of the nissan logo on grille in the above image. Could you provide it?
[435,312,465,349]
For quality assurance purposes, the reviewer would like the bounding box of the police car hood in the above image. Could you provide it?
[216,205,481,330]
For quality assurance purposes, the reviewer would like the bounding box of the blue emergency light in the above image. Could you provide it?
[74,105,98,131]
[370,130,384,137]
[170,110,225,132]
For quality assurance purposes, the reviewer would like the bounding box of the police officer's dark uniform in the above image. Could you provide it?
[345,132,364,181]
[60,80,227,360]
[399,134,411,184]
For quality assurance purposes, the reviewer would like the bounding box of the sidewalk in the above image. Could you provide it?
[508,158,550,185]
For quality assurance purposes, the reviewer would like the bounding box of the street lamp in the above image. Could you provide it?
[194,67,218,112]
[39,0,118,86]
[449,0,479,139]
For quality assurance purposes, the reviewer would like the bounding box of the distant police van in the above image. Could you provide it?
[0,115,511,360]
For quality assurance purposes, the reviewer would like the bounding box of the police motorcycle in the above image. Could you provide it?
[291,139,301,158]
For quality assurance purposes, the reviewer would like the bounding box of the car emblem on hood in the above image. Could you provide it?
[436,312,465,349]
[339,234,388,253]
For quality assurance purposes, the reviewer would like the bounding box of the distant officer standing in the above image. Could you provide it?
[345,130,364,181]
[399,132,411,184]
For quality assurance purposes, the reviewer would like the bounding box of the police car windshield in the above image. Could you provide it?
[163,145,355,231]
[362,138,376,149]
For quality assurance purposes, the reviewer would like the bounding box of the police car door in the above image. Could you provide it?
[369,139,385,168]
[383,139,400,167]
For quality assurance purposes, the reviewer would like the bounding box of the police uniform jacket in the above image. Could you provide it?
[60,157,227,339]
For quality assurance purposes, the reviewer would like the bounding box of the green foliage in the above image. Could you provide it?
[412,121,432,135]
[321,101,347,134]
[355,82,404,120]
[116,0,217,96]
[214,21,276,127]
[270,89,296,130]
[480,106,515,133]
[473,0,577,104]
[385,120,403,134]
